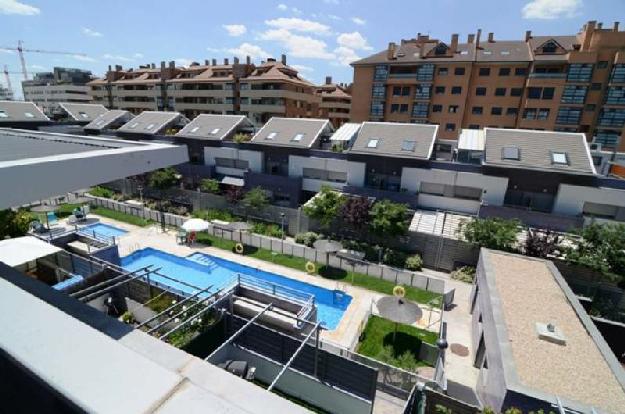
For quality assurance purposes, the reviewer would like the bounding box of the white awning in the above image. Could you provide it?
[330,122,361,142]
[221,176,245,187]
[458,129,486,151]
[0,236,62,267]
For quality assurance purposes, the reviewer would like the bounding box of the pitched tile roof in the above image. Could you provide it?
[250,117,331,148]
[483,128,595,175]
[245,60,315,87]
[348,122,437,159]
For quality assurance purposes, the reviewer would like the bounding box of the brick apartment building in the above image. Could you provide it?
[316,76,352,128]
[351,20,625,150]
[87,55,320,127]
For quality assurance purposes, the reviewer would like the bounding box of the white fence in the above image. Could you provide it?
[86,195,449,298]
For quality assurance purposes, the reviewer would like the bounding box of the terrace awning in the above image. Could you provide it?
[221,176,244,187]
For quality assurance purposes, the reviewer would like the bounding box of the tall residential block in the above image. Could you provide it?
[351,21,625,150]
[22,67,93,116]
[316,76,352,128]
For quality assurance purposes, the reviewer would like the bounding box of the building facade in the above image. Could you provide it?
[0,85,13,100]
[22,67,93,116]
[316,76,351,128]
[88,55,320,126]
[351,21,625,151]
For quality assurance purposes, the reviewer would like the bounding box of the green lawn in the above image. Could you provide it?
[194,233,442,307]
[91,206,153,227]
[356,315,438,370]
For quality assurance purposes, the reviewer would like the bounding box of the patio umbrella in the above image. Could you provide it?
[30,204,58,230]
[181,218,209,232]
[376,295,423,342]
[313,239,343,266]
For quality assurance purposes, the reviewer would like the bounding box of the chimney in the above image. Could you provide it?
[108,65,112,71]
[582,20,597,51]
[246,55,251,65]
[224,58,229,65]
[169,61,175,69]
[204,59,209,65]
[615,22,620,31]
[525,30,532,41]
[234,57,239,64]
[450,33,459,52]
[387,42,397,60]
[597,22,603,29]
[116,65,122,71]
[476,29,482,48]
[488,32,494,42]
[467,34,475,44]
[281,54,287,65]
[325,76,332,85]
[151,63,155,69]
[212,58,217,66]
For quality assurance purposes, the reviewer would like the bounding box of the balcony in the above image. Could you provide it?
[320,101,351,110]
[388,73,418,79]
[343,185,418,208]
[168,88,233,98]
[240,89,319,102]
[528,73,567,79]
[240,103,286,114]
[478,204,583,232]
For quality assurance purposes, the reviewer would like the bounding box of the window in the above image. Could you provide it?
[469,124,480,129]
[476,87,486,96]
[451,86,462,94]
[400,104,409,113]
[479,68,490,76]
[190,126,200,133]
[401,139,417,151]
[611,64,625,83]
[449,105,459,113]
[551,151,568,165]
[556,107,582,125]
[416,64,435,81]
[528,87,541,99]
[414,84,431,99]
[598,108,625,127]
[597,61,609,69]
[515,67,527,76]
[367,138,379,148]
[24,112,34,118]
[606,87,625,105]
[292,133,304,142]
[209,128,220,135]
[594,129,621,148]
[541,41,558,53]
[372,83,385,98]
[510,88,523,97]
[370,102,384,116]
[499,68,510,76]
[438,67,448,76]
[542,87,555,100]
[506,108,518,116]
[391,104,400,113]
[561,85,587,104]
[0,110,7,118]
[502,146,520,160]
[591,82,602,91]
[454,67,465,75]
[585,104,596,112]
[491,107,502,115]
[567,63,593,82]
[412,102,429,118]
[393,86,411,96]
[445,123,455,131]
[266,132,277,140]
[537,108,550,120]
[435,86,446,94]
[374,65,389,81]
[392,86,401,96]
[432,104,442,113]
[472,106,483,115]
[434,43,448,55]
[495,88,506,96]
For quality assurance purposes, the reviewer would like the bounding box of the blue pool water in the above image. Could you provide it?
[79,223,127,239]
[121,248,352,330]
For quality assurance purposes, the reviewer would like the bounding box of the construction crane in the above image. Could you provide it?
[0,40,87,80]
[2,65,22,99]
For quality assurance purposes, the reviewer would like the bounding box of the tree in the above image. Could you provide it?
[524,229,561,258]
[303,185,344,231]
[461,218,520,252]
[565,222,625,283]
[200,178,220,194]
[340,196,370,232]
[148,168,179,231]
[233,133,250,144]
[368,200,409,238]
[0,209,34,238]
[242,187,269,218]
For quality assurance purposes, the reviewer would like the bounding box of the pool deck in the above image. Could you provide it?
[91,217,441,350]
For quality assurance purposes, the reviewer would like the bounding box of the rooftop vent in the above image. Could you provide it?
[536,322,566,346]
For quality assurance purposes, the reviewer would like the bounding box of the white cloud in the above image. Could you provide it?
[206,46,222,53]
[73,55,96,63]
[265,17,331,34]
[291,64,313,73]
[259,28,334,59]
[277,3,287,10]
[223,24,247,36]
[227,43,269,59]
[323,0,339,4]
[102,53,135,62]
[1,49,14,54]
[351,17,366,25]
[291,7,302,14]
[334,46,360,66]
[337,32,372,51]
[133,52,144,59]
[522,0,582,19]
[0,0,40,15]
[81,27,103,37]
[328,14,341,21]
[29,64,45,70]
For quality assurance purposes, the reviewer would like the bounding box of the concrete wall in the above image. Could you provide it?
[553,183,625,217]
[204,147,264,175]
[417,193,481,215]
[288,155,366,192]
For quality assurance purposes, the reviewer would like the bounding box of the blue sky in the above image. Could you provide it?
[1,0,624,98]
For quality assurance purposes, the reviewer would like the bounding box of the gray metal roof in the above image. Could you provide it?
[176,114,253,140]
[58,103,108,122]
[84,110,133,131]
[117,111,189,135]
[251,117,331,148]
[483,128,595,175]
[348,122,437,159]
[0,100,49,122]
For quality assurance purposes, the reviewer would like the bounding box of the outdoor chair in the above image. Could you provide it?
[46,211,59,227]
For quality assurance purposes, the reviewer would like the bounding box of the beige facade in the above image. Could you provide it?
[351,21,625,150]
[316,76,351,128]
[88,55,320,126]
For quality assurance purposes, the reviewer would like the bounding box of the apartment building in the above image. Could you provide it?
[351,20,625,151]
[22,67,93,116]
[0,85,13,100]
[87,55,320,126]
[316,76,351,128]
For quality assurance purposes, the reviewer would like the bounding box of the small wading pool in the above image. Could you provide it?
[79,223,127,239]
[121,248,352,330]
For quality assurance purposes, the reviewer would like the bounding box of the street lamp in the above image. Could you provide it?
[280,212,286,254]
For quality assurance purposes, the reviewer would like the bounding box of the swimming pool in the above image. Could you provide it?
[79,223,127,239]
[121,248,352,330]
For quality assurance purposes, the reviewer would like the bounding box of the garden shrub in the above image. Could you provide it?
[404,254,423,271]
[294,231,319,247]
[382,249,408,268]
[451,266,476,283]
[89,186,115,199]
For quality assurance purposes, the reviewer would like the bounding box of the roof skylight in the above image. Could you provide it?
[24,112,34,118]
[551,151,568,165]
[145,123,155,130]
[129,122,139,129]
[401,139,416,151]
[0,110,8,118]
[190,126,200,133]
[209,128,220,135]
[266,132,277,140]
[367,138,379,148]
[502,146,520,160]
[292,133,304,142]
[79,112,89,119]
